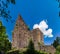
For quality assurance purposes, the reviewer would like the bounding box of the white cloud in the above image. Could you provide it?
[33,20,53,37]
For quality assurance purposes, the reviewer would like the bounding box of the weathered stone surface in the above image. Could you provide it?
[40,45,56,54]
[12,15,30,49]
[30,28,44,50]
[12,15,56,54]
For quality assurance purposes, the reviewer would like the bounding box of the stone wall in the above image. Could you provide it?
[12,15,56,54]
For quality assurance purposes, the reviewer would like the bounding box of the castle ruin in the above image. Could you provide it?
[12,15,56,54]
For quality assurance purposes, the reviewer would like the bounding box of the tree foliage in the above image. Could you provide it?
[52,37,60,48]
[28,39,35,50]
[56,45,60,52]
[55,45,60,54]
[23,39,35,54]
[0,0,15,22]
[0,21,11,53]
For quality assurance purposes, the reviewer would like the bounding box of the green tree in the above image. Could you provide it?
[55,45,60,54]
[0,21,11,53]
[0,0,15,22]
[52,37,60,48]
[23,39,35,54]
[28,39,35,50]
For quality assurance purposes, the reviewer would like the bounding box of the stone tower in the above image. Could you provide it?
[30,28,44,50]
[12,15,44,49]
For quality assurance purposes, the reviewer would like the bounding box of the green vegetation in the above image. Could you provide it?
[55,45,60,54]
[52,37,60,48]
[0,21,11,54]
[52,37,60,54]
[6,49,20,54]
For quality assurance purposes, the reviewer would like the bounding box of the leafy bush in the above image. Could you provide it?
[55,45,60,54]
[55,51,60,54]
[56,45,60,52]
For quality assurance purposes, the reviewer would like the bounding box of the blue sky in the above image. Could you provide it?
[0,0,60,45]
